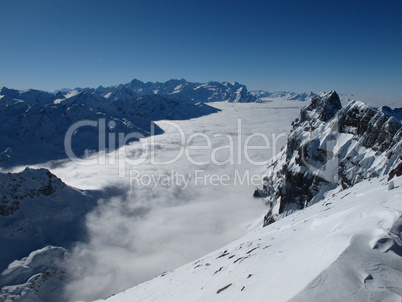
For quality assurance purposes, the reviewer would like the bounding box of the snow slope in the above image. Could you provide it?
[94,176,402,302]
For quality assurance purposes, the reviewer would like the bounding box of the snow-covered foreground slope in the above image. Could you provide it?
[95,175,402,302]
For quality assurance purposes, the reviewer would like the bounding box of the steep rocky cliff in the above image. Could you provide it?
[262,92,402,225]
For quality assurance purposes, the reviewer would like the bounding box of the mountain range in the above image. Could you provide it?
[2,78,262,167]
[251,90,317,102]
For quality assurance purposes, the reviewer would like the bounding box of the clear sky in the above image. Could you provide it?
[1,0,401,98]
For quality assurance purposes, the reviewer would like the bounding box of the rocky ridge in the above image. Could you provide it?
[262,91,402,225]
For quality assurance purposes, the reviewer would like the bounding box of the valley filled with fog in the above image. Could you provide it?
[15,100,303,300]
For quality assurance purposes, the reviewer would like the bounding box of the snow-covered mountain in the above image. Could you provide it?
[0,91,159,167]
[261,91,402,225]
[0,168,98,301]
[93,175,402,302]
[0,85,220,168]
[87,79,259,104]
[251,90,316,102]
[0,87,57,106]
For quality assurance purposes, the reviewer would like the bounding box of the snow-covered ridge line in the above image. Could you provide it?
[261,91,402,225]
[251,90,317,102]
[1,78,259,105]
[80,78,259,104]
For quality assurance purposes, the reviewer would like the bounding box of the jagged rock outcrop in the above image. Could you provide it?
[262,92,402,226]
[0,168,64,216]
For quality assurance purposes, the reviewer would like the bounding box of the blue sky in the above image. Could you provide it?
[1,0,401,97]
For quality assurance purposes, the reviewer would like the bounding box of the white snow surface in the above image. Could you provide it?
[95,175,402,302]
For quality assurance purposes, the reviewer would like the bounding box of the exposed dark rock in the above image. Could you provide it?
[301,91,342,123]
[389,161,402,180]
[217,283,232,294]
[0,199,20,216]
[0,168,65,210]
[338,102,401,152]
